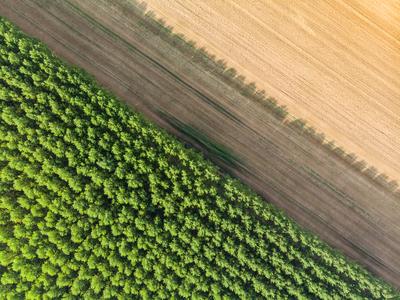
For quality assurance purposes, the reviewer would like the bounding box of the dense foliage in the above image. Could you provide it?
[0,17,396,299]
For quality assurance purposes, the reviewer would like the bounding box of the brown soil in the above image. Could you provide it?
[1,0,400,288]
[145,0,400,183]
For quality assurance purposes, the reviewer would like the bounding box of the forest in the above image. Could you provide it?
[0,17,397,299]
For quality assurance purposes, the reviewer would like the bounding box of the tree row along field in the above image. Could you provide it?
[144,0,400,183]
[1,17,396,298]
[1,0,400,287]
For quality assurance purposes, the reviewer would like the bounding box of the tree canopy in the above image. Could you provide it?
[0,17,397,299]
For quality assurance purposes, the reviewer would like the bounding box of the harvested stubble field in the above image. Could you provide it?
[1,0,400,287]
[146,0,400,183]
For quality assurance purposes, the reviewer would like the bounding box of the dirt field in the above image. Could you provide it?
[145,0,400,183]
[1,0,400,287]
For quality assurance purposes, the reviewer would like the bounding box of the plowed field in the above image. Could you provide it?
[146,0,400,182]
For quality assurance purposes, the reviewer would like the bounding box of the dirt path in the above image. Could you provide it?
[1,0,400,287]
[144,0,400,183]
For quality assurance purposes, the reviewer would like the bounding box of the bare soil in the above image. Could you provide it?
[145,0,400,183]
[1,0,400,287]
